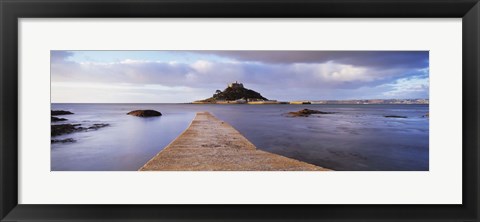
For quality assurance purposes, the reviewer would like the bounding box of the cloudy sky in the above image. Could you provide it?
[51,50,429,103]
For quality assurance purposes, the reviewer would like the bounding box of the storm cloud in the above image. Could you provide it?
[192,51,429,69]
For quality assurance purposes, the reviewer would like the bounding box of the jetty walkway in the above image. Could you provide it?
[140,112,330,171]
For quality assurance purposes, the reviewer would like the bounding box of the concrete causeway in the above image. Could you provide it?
[140,112,330,171]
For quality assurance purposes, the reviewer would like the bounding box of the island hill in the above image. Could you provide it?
[193,81,288,104]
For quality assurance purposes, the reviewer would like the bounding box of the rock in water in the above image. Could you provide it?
[51,138,76,143]
[51,110,74,115]
[127,110,162,117]
[384,115,407,118]
[51,123,110,137]
[52,116,67,122]
[287,109,336,117]
[87,123,110,130]
[51,124,82,136]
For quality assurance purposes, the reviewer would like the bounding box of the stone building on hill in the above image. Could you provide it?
[228,81,244,89]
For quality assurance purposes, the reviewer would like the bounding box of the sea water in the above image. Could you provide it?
[51,104,429,171]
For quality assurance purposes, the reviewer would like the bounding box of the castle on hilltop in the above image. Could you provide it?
[194,81,273,104]
[228,81,244,89]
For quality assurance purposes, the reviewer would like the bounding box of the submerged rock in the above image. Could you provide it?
[51,123,110,136]
[87,123,110,130]
[51,124,82,136]
[127,110,162,117]
[287,109,336,117]
[384,115,407,118]
[51,138,76,143]
[51,110,74,115]
[51,111,71,123]
[52,116,67,122]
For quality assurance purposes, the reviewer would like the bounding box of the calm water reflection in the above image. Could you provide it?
[51,104,429,171]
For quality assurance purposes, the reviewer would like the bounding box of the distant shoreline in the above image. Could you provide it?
[188,103,429,105]
[51,102,430,105]
[51,99,429,105]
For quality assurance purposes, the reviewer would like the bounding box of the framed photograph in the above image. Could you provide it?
[1,0,479,221]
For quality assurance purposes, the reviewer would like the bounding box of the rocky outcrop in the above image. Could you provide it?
[127,110,162,117]
[384,115,407,118]
[287,109,336,117]
[51,123,110,136]
[51,109,109,143]
[52,116,67,122]
[51,110,74,115]
[52,124,82,136]
[88,123,110,130]
[51,138,76,143]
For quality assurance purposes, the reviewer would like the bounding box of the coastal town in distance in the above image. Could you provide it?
[51,50,429,171]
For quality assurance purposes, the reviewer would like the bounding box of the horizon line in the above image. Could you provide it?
[51,98,429,104]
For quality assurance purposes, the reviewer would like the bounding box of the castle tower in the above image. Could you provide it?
[228,81,244,89]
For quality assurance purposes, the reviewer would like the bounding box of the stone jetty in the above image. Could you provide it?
[140,112,330,171]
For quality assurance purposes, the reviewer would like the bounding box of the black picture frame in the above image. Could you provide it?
[1,0,479,221]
